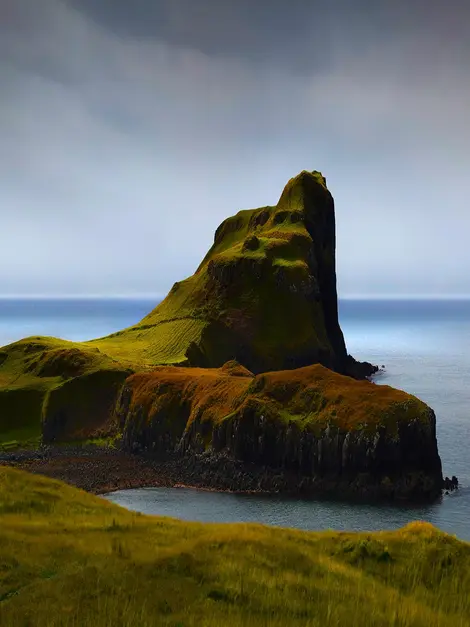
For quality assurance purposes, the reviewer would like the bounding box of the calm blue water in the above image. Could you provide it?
[1,297,469,540]
[0,298,154,347]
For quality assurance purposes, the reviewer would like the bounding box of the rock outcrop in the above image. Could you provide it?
[108,170,374,376]
[115,362,443,500]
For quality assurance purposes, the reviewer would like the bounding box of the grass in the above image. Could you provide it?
[121,362,432,437]
[0,436,41,453]
[50,435,123,450]
[0,337,134,446]
[0,466,469,626]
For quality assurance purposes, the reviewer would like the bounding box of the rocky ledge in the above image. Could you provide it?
[0,445,456,501]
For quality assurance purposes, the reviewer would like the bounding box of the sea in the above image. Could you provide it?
[1,297,469,541]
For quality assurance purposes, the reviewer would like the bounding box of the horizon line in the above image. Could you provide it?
[339,294,470,300]
[1,293,470,301]
[0,293,165,300]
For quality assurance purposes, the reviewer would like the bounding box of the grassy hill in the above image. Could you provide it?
[90,169,348,374]
[0,337,135,448]
[0,466,468,626]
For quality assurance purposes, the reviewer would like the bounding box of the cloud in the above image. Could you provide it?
[1,0,469,296]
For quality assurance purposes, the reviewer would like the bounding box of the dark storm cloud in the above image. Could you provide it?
[1,0,470,296]
[70,0,470,76]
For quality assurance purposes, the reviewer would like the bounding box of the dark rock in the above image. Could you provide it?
[117,365,444,501]
[443,476,459,491]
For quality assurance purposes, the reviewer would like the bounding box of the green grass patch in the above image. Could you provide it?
[0,467,468,626]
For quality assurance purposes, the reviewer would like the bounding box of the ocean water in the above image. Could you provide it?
[0,298,155,347]
[1,297,469,541]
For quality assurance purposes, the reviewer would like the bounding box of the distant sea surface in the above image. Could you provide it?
[1,297,469,541]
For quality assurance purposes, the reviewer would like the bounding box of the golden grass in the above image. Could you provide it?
[122,362,430,436]
[0,467,468,626]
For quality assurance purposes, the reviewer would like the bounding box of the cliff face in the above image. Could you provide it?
[116,362,443,499]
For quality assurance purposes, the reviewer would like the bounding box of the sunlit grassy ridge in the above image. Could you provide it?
[120,362,431,436]
[0,467,469,626]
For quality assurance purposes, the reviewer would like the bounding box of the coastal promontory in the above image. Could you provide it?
[0,170,444,499]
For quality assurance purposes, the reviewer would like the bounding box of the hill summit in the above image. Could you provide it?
[102,170,373,376]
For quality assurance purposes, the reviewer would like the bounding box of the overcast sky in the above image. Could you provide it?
[1,0,469,298]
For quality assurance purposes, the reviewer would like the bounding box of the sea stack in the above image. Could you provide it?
[126,170,375,376]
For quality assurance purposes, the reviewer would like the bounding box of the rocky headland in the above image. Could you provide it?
[0,170,448,500]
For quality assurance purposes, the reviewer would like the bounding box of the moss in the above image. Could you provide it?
[219,360,254,378]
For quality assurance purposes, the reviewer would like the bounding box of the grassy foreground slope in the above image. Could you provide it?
[0,467,469,627]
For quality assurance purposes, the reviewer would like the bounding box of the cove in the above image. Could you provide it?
[104,486,470,542]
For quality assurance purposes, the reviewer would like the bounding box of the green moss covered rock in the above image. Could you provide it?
[104,170,355,374]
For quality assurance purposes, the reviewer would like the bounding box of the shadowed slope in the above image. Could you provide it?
[0,467,469,627]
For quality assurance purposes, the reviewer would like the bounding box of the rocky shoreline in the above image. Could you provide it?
[0,445,457,500]
[0,446,178,495]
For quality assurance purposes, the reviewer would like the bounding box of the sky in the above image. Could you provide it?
[1,0,470,298]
